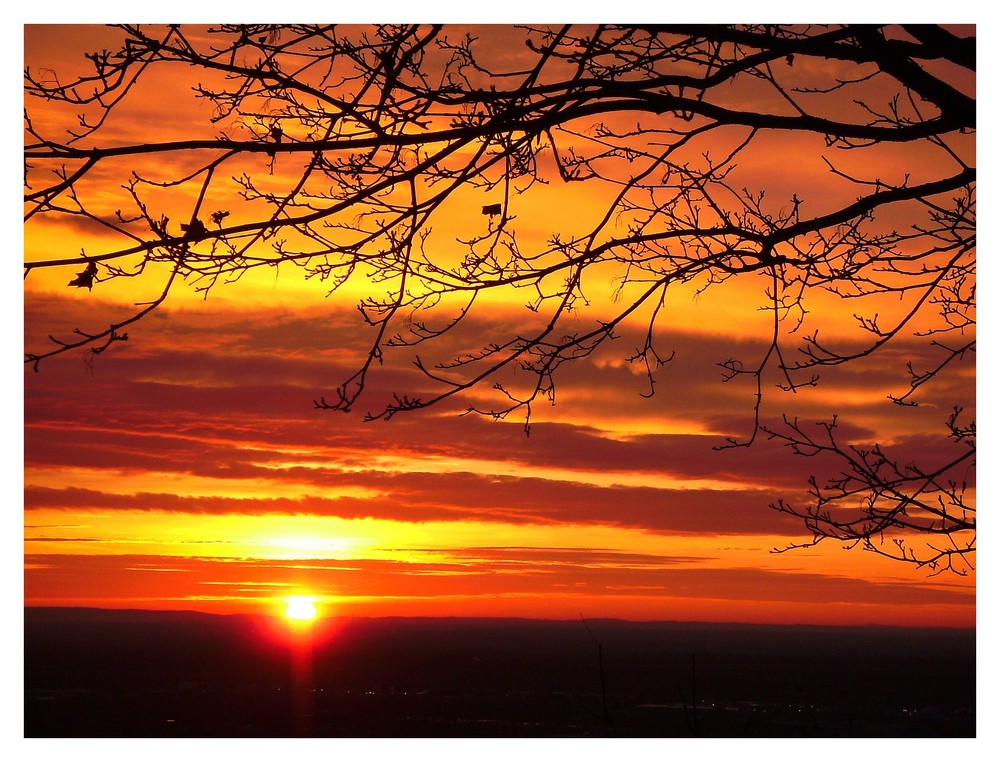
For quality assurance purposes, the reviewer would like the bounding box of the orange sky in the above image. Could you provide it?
[22,24,976,627]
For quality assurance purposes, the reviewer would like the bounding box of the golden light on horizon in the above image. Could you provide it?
[284,596,318,621]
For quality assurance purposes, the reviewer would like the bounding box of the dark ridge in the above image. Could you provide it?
[25,607,975,738]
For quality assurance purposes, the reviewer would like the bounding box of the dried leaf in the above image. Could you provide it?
[180,219,207,239]
[67,261,98,290]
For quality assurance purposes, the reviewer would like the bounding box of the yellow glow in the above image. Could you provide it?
[23,506,973,589]
[284,596,318,620]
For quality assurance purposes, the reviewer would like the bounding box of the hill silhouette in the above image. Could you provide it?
[25,608,974,737]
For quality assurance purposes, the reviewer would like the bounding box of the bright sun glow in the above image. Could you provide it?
[284,596,318,621]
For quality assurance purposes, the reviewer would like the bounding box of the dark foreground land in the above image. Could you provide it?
[24,608,974,737]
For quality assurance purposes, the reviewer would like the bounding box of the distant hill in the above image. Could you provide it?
[25,607,975,737]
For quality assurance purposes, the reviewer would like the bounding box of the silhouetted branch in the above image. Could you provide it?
[25,24,975,570]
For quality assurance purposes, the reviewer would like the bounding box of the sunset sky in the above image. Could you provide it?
[21,22,977,628]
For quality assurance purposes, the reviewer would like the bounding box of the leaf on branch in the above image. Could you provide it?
[67,261,98,290]
[482,203,502,216]
[180,219,207,239]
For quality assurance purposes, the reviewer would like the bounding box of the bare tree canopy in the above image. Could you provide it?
[24,24,975,573]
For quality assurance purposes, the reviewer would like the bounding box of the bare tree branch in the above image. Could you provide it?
[24,23,975,571]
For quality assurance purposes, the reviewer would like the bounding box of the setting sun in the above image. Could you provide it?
[285,596,318,621]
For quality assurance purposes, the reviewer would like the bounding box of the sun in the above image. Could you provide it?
[284,596,318,621]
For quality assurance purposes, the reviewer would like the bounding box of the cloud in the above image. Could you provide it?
[24,552,976,612]
[23,476,803,535]
[26,293,974,544]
